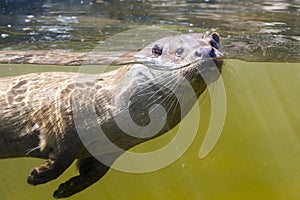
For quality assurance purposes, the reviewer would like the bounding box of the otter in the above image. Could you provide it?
[0,32,223,198]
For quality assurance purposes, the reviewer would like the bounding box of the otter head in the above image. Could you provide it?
[134,32,223,84]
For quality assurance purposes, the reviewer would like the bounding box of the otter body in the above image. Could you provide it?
[0,33,223,198]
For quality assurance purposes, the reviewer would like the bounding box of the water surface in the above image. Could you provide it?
[0,0,299,62]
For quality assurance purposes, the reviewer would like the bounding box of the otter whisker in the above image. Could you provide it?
[198,89,208,106]
[26,146,40,156]
[134,72,173,96]
[143,73,181,110]
[146,74,178,100]
[145,81,177,107]
[170,89,184,115]
[160,77,185,115]
[223,60,236,76]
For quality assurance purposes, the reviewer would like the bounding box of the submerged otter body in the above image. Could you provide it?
[0,33,223,198]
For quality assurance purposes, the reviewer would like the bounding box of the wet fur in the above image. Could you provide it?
[0,33,223,198]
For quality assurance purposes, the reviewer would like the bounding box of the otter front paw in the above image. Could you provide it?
[27,158,72,186]
[27,160,57,185]
[27,168,43,185]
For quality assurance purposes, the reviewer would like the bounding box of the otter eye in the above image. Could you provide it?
[175,47,184,56]
[152,44,163,56]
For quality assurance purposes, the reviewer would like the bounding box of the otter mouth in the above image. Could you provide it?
[181,57,223,76]
[133,53,223,72]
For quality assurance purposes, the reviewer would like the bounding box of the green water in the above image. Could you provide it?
[1,60,300,199]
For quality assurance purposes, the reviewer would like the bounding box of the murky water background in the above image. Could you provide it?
[0,0,300,200]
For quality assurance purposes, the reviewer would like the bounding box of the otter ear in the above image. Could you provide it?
[211,32,220,44]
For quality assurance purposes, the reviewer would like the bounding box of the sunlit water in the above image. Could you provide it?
[0,0,299,62]
[1,60,300,200]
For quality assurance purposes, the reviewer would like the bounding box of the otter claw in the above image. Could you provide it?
[53,180,76,199]
[53,189,65,199]
[30,168,39,176]
[27,168,40,185]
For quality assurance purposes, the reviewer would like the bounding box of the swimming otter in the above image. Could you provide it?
[0,32,223,198]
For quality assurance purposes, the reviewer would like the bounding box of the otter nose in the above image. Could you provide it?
[195,48,216,58]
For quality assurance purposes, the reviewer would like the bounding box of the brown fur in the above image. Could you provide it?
[0,33,223,198]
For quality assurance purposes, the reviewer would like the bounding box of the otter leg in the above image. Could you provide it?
[53,157,110,199]
[27,144,78,186]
